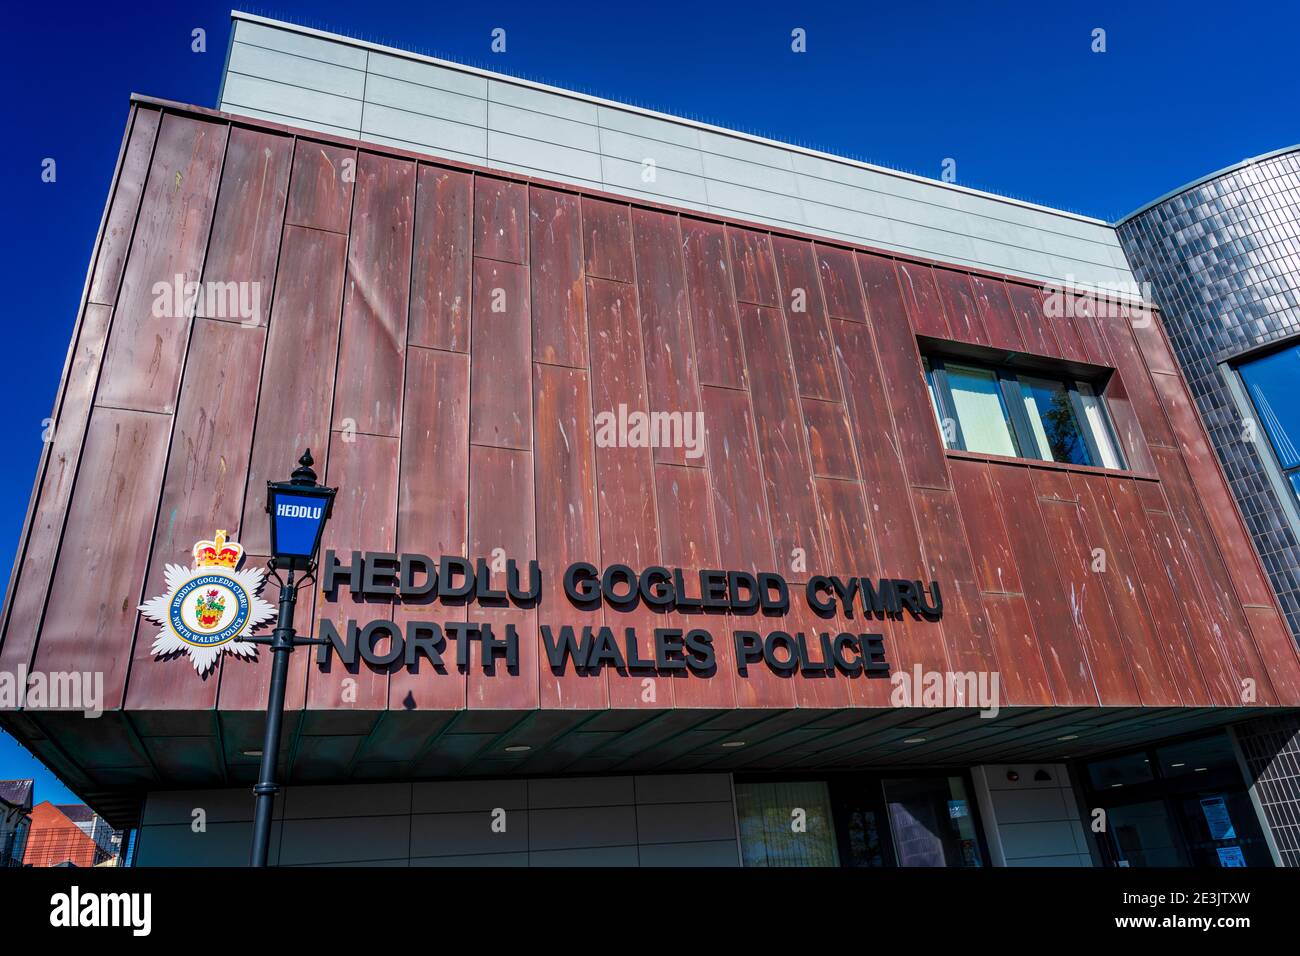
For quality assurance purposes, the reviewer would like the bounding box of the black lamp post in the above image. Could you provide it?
[248,449,336,867]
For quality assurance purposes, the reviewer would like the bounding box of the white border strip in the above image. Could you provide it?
[230,9,1115,229]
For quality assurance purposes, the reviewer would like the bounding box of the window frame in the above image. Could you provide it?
[924,353,1126,470]
[1221,339,1300,535]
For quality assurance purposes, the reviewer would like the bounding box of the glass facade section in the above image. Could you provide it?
[1238,345,1300,510]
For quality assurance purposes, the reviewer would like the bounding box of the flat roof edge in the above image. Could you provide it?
[228,9,1116,229]
[1119,143,1300,225]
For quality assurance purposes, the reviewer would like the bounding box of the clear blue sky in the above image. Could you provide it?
[1,1,1298,802]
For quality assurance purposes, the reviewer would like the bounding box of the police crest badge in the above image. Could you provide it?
[139,530,276,674]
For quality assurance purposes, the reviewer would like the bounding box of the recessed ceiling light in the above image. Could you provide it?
[1057,735,1078,741]
[1194,766,1207,772]
[504,745,531,753]
[1111,783,1123,788]
[902,737,927,744]
[1172,762,1186,768]
[242,749,262,757]
[721,741,746,748]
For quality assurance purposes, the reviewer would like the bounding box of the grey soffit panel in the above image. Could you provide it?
[221,13,1136,290]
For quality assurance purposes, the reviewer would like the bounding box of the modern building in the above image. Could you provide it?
[1119,148,1300,644]
[0,779,32,867]
[2,11,1300,868]
[21,801,120,868]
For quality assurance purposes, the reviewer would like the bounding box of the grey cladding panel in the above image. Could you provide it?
[219,15,1135,289]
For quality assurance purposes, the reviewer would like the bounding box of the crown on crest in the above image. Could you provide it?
[193,530,243,569]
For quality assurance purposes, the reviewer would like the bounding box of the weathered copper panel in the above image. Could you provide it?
[773,236,840,401]
[389,347,470,712]
[969,275,1023,351]
[1150,368,1276,607]
[1031,469,1141,705]
[1151,445,1275,704]
[985,465,1097,706]
[1137,479,1240,705]
[409,166,471,352]
[700,385,792,708]
[196,126,292,324]
[912,486,998,675]
[830,317,923,572]
[1043,288,1089,363]
[740,304,826,585]
[1097,311,1176,448]
[1068,293,1111,367]
[332,152,415,439]
[700,386,774,576]
[894,260,950,338]
[285,141,355,233]
[859,254,950,489]
[238,225,348,555]
[949,459,1021,596]
[1004,282,1060,357]
[681,219,746,389]
[1100,365,1157,475]
[469,258,531,449]
[587,277,664,709]
[1107,478,1210,706]
[529,187,587,368]
[467,444,538,710]
[632,208,702,467]
[473,176,527,263]
[727,226,780,306]
[1244,606,1300,703]
[815,245,867,323]
[654,462,733,709]
[580,197,633,283]
[0,304,113,679]
[534,363,606,709]
[96,113,228,413]
[947,460,1052,704]
[933,268,991,346]
[1071,473,1175,704]
[812,476,894,707]
[33,406,172,709]
[1129,305,1180,375]
[88,107,160,307]
[981,593,1054,706]
[307,431,399,710]
[802,398,856,480]
[125,319,267,710]
[830,316,950,677]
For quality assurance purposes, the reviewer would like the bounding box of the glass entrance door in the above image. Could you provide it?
[1083,731,1272,868]
[881,776,984,867]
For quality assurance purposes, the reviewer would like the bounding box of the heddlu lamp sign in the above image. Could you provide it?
[249,449,335,867]
[266,450,335,570]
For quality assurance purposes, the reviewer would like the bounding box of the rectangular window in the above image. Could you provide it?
[735,781,840,867]
[1077,382,1123,469]
[944,363,1019,457]
[925,354,1125,469]
[1237,344,1300,507]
